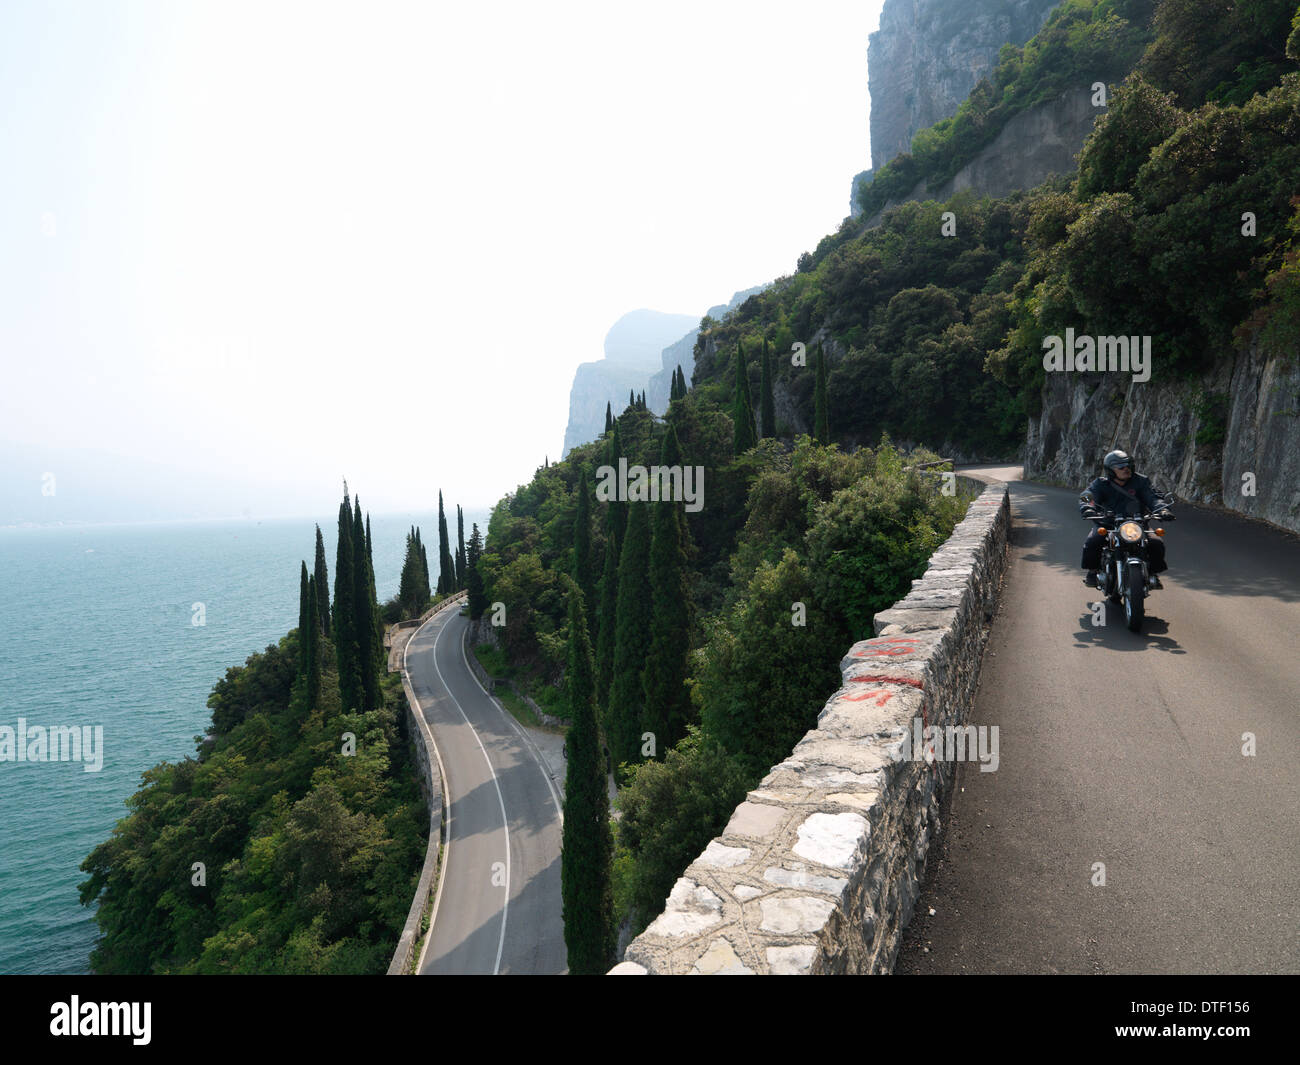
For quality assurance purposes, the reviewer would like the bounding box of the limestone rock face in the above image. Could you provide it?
[561,309,698,457]
[867,0,1059,172]
[1024,336,1300,535]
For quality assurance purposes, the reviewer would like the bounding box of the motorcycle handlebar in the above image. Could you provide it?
[1082,509,1174,522]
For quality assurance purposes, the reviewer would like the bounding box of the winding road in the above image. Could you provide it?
[402,606,566,975]
[897,465,1300,974]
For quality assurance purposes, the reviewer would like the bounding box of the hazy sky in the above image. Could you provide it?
[0,0,885,519]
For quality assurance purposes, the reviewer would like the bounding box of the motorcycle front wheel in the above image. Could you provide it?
[1124,564,1145,632]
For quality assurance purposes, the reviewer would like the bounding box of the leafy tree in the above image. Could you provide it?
[614,728,748,934]
[697,549,844,779]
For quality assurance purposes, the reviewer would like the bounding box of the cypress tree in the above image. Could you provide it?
[456,505,466,591]
[572,469,595,640]
[628,389,635,411]
[607,500,652,771]
[607,420,627,548]
[333,488,362,714]
[594,497,621,720]
[732,342,757,454]
[559,578,615,975]
[672,364,688,402]
[641,425,693,754]
[313,525,330,631]
[305,573,321,712]
[760,337,775,439]
[365,510,384,682]
[415,528,431,605]
[594,422,625,711]
[466,523,487,620]
[298,560,311,653]
[399,530,422,618]
[814,343,830,444]
[604,402,613,435]
[353,498,378,711]
[437,491,453,596]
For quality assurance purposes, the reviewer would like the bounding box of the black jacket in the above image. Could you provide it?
[1080,473,1169,519]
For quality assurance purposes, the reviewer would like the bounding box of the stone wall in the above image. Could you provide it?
[612,476,1010,975]
[387,591,466,976]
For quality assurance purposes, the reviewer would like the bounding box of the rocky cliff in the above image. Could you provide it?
[561,309,700,457]
[861,84,1105,228]
[1025,336,1300,535]
[867,0,1059,172]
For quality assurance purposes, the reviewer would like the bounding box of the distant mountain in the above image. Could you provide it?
[561,310,699,457]
[645,286,767,414]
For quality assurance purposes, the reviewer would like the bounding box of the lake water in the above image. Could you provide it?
[0,508,488,974]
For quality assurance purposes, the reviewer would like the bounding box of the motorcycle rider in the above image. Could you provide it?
[1079,449,1172,589]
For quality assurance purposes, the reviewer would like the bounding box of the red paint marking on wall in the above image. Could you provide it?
[848,674,924,690]
[850,636,920,658]
[840,689,896,706]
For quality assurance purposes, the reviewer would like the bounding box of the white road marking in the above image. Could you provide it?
[405,603,457,976]
[459,623,564,827]
[431,609,512,976]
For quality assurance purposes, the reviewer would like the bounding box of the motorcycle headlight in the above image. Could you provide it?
[1119,521,1143,542]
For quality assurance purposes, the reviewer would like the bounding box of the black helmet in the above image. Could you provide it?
[1103,449,1134,477]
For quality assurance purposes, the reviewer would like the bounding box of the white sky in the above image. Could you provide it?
[0,0,884,517]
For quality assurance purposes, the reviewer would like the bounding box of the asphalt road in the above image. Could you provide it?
[404,608,566,975]
[896,465,1300,974]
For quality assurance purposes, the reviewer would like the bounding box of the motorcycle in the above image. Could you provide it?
[1079,493,1175,633]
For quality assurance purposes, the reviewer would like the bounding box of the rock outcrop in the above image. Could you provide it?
[866,0,1059,172]
[862,85,1106,227]
[1025,336,1300,534]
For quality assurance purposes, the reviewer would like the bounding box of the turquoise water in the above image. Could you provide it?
[0,509,487,974]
